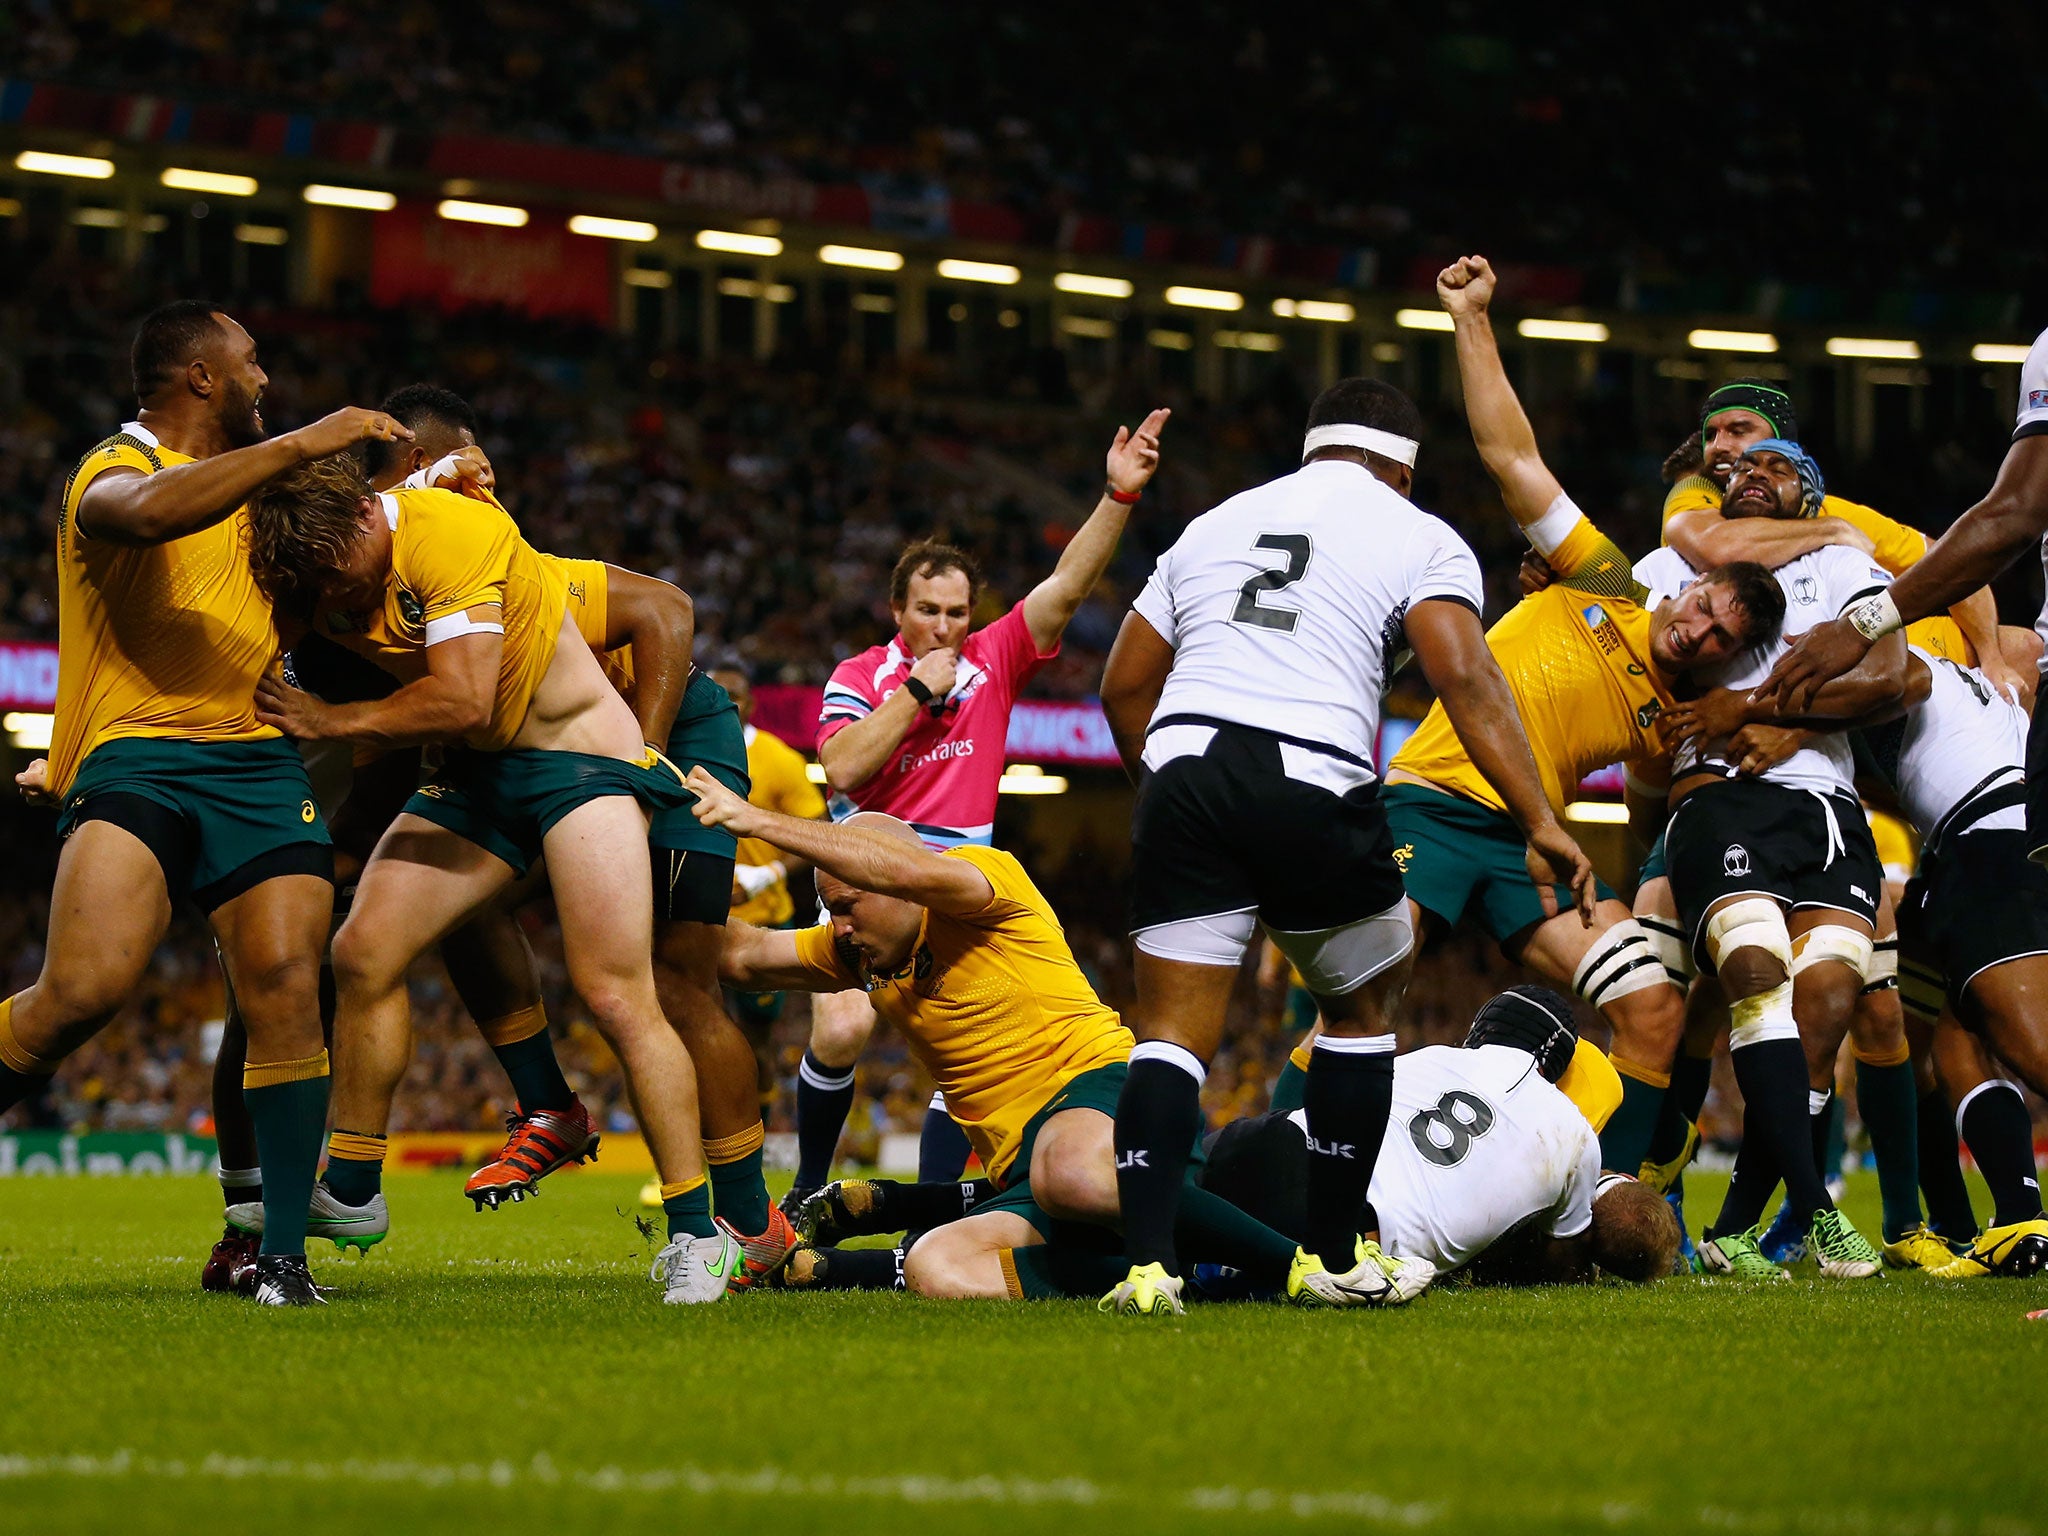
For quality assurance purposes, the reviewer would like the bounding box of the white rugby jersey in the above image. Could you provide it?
[1633,543,1892,797]
[1132,459,1483,772]
[1871,646,2026,845]
[1292,1043,1598,1273]
[2014,328,2048,666]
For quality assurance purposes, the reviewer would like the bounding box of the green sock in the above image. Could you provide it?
[1007,1244,1132,1299]
[708,1144,770,1234]
[1269,1053,1310,1113]
[1176,1182,1297,1287]
[1856,1057,1923,1241]
[1600,1072,1667,1175]
[492,1031,575,1115]
[245,1077,330,1257]
[663,1180,716,1240]
[322,1136,385,1207]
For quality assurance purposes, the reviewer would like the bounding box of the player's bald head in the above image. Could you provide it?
[844,812,923,848]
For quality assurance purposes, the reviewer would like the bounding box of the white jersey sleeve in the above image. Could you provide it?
[1132,545,1180,647]
[2018,328,2048,441]
[1882,648,2027,841]
[1633,546,1700,605]
[1547,1128,1601,1240]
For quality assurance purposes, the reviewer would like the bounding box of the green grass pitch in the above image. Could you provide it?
[2,1169,2044,1535]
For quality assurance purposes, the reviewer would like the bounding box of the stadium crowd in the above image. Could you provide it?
[9,3,2045,311]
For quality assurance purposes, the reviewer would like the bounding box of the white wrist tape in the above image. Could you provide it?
[1845,590,1902,642]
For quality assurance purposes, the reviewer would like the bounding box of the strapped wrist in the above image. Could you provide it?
[1106,483,1141,506]
[903,675,935,705]
[1844,591,1902,642]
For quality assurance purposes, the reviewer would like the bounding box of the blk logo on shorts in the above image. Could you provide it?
[1724,845,1751,876]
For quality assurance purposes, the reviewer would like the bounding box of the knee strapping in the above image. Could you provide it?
[1704,897,1791,975]
[1637,915,1695,987]
[1572,919,1672,1008]
[1791,924,1874,983]
[1861,938,1899,994]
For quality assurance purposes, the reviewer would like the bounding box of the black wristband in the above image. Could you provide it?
[903,675,934,705]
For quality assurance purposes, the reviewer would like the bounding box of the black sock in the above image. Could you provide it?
[1918,1087,1980,1240]
[783,1244,905,1291]
[1808,1088,1834,1181]
[1175,1183,1298,1289]
[916,1098,973,1182]
[1710,1039,1831,1237]
[1644,1053,1712,1167]
[1709,1100,1783,1241]
[794,1050,856,1191]
[842,1178,993,1237]
[1113,1046,1207,1272]
[1302,1036,1396,1264]
[491,1031,576,1115]
[1959,1081,2044,1227]
[1854,1058,1921,1241]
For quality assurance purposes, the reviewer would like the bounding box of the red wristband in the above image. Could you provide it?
[1106,484,1141,505]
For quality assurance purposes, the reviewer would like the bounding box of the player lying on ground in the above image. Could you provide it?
[1379,256,1781,1186]
[793,409,1168,1216]
[841,987,1677,1300]
[1,301,411,1307]
[233,451,734,1304]
[688,770,1304,1299]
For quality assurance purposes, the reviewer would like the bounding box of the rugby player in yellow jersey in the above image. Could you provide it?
[0,302,411,1306]
[682,771,1301,1303]
[237,453,737,1304]
[1658,379,2024,697]
[1381,258,1784,1179]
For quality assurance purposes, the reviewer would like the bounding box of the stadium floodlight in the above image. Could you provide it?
[1292,299,1357,323]
[569,214,657,242]
[15,150,114,179]
[303,184,398,211]
[998,766,1068,795]
[1164,285,1244,312]
[1148,329,1194,351]
[1688,328,1778,353]
[820,244,904,271]
[1564,800,1629,824]
[623,269,673,289]
[695,228,783,257]
[234,224,289,246]
[1395,309,1455,332]
[3,712,53,750]
[1826,337,1920,360]
[936,258,1021,285]
[438,199,529,227]
[70,208,127,228]
[1519,318,1610,343]
[1054,272,1134,298]
[1059,316,1116,339]
[1973,343,2032,364]
[162,167,257,196]
[1216,331,1283,352]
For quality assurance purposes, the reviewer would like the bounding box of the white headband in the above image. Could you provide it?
[1302,423,1419,468]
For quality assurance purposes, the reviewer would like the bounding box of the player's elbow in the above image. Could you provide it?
[817,738,864,795]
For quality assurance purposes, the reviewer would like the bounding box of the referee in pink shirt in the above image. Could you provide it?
[787,408,1170,1213]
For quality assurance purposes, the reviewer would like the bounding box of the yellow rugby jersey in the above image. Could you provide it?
[733,724,828,927]
[1558,1039,1623,1133]
[1391,513,1672,816]
[49,424,280,797]
[316,488,568,751]
[551,555,638,695]
[1662,476,1973,661]
[792,845,1132,1183]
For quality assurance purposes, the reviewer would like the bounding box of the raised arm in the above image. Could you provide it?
[1437,256,1564,528]
[254,618,502,750]
[1403,597,1596,923]
[1022,408,1169,652]
[75,407,411,546]
[685,766,996,916]
[1100,611,1175,784]
[600,565,694,747]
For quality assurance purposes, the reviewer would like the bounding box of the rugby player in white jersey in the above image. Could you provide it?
[1097,378,1595,1316]
[1763,327,2048,846]
[1635,448,1905,1279]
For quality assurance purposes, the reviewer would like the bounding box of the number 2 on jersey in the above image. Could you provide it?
[1231,534,1314,632]
[1408,1089,1497,1167]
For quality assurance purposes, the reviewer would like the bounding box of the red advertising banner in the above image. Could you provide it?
[0,642,58,711]
[370,201,613,323]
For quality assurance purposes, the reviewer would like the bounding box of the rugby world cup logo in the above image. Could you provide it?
[1723,845,1751,877]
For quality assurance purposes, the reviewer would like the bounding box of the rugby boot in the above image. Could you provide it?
[1808,1208,1883,1279]
[717,1205,801,1292]
[1099,1261,1185,1318]
[1880,1222,1956,1271]
[650,1230,741,1304]
[1757,1197,1808,1265]
[1698,1227,1789,1281]
[1288,1238,1435,1308]
[1929,1217,2048,1279]
[227,1183,389,1253]
[248,1254,326,1307]
[465,1102,600,1210]
[791,1179,890,1247]
[1637,1119,1700,1196]
[1665,1184,1700,1274]
[201,1224,260,1293]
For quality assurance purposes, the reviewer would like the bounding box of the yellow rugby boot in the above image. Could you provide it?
[1099,1261,1185,1317]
